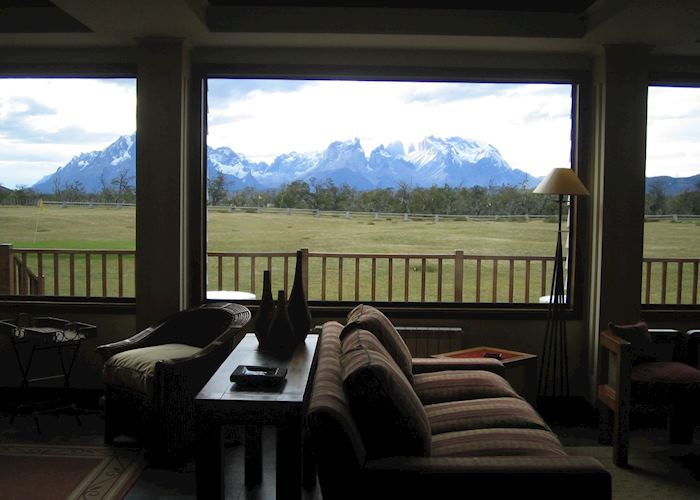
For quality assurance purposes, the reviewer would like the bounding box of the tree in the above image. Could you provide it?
[396,181,412,213]
[111,167,135,203]
[646,184,667,215]
[62,181,87,202]
[207,171,230,206]
[11,185,38,205]
[277,180,313,208]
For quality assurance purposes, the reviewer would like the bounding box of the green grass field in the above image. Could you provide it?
[1,205,698,303]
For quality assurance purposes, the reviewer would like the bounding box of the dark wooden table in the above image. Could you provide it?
[195,333,319,500]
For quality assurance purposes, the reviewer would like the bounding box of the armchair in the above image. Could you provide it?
[597,322,700,466]
[96,302,251,461]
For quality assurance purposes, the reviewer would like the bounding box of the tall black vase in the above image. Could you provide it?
[253,270,274,349]
[288,249,312,345]
[267,290,297,358]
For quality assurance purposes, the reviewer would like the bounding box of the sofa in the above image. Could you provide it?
[307,304,611,500]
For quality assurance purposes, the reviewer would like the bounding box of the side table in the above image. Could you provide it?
[433,345,538,404]
[195,333,319,500]
[0,314,97,432]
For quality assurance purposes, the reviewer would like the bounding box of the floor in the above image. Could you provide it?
[1,396,699,500]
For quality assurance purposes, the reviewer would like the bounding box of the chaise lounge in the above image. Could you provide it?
[307,304,611,499]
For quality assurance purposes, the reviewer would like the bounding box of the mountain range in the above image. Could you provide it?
[31,133,698,195]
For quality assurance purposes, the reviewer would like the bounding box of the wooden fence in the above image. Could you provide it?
[2,244,698,306]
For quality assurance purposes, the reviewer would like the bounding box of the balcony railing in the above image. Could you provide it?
[2,244,698,307]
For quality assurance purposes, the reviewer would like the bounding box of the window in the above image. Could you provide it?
[644,85,700,307]
[205,77,577,307]
[0,77,136,299]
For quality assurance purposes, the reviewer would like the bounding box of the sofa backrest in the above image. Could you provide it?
[307,321,367,497]
[342,303,414,383]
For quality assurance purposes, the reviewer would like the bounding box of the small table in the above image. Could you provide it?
[433,346,538,404]
[195,333,319,500]
[0,315,97,432]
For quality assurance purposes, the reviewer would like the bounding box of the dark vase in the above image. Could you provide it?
[288,250,312,344]
[253,270,274,349]
[267,290,296,358]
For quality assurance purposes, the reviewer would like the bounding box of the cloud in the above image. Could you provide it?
[207,79,573,177]
[0,161,61,188]
[0,78,135,188]
[647,85,700,178]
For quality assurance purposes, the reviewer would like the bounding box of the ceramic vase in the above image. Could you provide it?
[267,289,296,358]
[253,270,274,349]
[288,249,312,344]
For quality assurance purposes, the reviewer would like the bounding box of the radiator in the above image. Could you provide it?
[396,326,463,358]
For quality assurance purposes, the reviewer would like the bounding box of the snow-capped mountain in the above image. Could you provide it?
[32,134,538,194]
[33,134,136,194]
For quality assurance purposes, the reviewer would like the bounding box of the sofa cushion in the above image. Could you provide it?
[341,329,431,459]
[307,322,367,471]
[608,321,658,365]
[431,428,566,457]
[413,370,522,405]
[342,304,414,383]
[103,343,201,396]
[425,397,551,435]
[631,361,700,404]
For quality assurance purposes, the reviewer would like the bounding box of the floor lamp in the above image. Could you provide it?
[533,168,590,399]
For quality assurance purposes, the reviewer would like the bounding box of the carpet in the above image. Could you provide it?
[0,443,144,500]
[566,444,700,500]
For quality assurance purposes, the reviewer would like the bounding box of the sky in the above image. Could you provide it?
[207,79,574,178]
[0,78,699,189]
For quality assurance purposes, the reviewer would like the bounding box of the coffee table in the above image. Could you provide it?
[195,333,319,500]
[433,345,537,404]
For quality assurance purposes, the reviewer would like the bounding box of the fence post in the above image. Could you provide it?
[0,244,11,295]
[301,248,309,294]
[454,250,464,302]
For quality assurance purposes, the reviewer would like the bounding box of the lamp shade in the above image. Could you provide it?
[533,168,590,196]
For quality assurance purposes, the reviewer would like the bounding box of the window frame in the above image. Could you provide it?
[642,74,700,317]
[0,65,137,310]
[194,63,592,319]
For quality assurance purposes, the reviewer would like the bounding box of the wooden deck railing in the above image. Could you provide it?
[2,244,698,306]
[11,254,45,295]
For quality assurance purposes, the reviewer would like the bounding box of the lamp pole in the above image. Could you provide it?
[533,168,588,400]
[538,194,569,398]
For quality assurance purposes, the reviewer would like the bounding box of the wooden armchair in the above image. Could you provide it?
[97,302,251,462]
[597,322,700,466]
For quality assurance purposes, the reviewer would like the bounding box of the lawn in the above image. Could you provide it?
[1,205,698,303]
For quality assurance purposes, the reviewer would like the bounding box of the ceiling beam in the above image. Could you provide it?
[0,6,90,33]
[207,6,586,38]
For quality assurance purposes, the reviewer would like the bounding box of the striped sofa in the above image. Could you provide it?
[307,305,611,500]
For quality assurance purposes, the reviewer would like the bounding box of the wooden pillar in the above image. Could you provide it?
[597,45,650,328]
[587,45,651,401]
[136,39,190,329]
[0,244,12,295]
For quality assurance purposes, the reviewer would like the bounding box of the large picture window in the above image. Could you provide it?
[0,77,136,299]
[205,77,576,306]
[644,85,700,307]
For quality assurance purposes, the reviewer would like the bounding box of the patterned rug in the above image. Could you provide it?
[566,444,700,500]
[0,443,144,500]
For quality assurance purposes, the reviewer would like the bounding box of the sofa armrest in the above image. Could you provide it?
[95,325,159,361]
[597,330,632,414]
[364,456,611,500]
[686,329,700,367]
[412,357,505,376]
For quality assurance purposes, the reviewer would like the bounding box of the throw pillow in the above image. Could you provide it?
[608,321,658,365]
[342,304,414,383]
[341,332,431,459]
